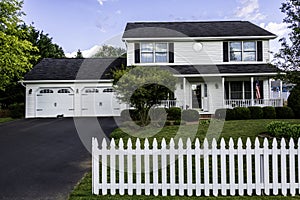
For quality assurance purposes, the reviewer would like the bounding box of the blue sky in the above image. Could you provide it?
[23,0,289,57]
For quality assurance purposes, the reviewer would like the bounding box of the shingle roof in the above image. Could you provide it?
[123,21,276,39]
[24,58,126,80]
[24,58,278,81]
[168,64,278,75]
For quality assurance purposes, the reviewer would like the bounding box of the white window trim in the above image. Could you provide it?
[229,41,257,62]
[140,42,169,63]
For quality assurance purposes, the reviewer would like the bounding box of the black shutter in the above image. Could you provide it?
[134,43,140,63]
[257,41,263,61]
[168,43,174,63]
[223,42,229,62]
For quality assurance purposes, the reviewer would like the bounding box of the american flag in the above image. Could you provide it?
[256,80,261,99]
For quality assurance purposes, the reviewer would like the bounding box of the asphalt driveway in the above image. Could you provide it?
[0,117,118,200]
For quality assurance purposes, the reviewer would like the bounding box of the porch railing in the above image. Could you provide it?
[224,99,283,108]
[157,100,180,108]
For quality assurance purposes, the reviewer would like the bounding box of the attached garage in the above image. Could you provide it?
[22,58,127,118]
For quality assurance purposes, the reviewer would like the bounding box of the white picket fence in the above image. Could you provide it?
[92,137,300,197]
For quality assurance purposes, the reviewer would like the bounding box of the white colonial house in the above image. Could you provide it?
[22,21,283,118]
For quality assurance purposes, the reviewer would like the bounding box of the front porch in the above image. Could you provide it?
[224,99,283,109]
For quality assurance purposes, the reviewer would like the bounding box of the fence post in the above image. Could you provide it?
[92,137,99,195]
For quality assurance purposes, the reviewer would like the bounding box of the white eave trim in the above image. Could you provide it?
[20,79,113,84]
[174,73,279,77]
[123,35,277,42]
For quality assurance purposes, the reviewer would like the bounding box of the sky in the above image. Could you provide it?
[22,0,290,58]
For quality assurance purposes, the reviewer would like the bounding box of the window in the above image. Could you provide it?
[103,88,114,93]
[141,42,168,63]
[85,88,99,93]
[40,89,54,93]
[230,82,243,99]
[229,41,256,61]
[58,89,71,93]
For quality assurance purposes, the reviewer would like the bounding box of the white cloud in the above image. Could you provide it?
[260,22,290,61]
[65,45,102,58]
[235,0,266,21]
[97,0,107,6]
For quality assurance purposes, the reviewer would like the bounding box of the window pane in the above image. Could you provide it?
[141,43,153,52]
[244,42,256,51]
[231,82,243,99]
[155,52,167,63]
[141,53,154,63]
[230,52,242,61]
[243,52,256,61]
[155,43,167,52]
[230,42,242,51]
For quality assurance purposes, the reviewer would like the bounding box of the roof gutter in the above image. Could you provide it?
[21,79,114,84]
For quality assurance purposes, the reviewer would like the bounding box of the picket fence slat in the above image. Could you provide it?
[92,137,300,197]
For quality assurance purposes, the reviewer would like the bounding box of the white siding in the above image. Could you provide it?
[174,41,222,65]
[127,40,271,66]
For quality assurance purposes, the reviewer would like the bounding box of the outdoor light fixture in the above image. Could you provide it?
[29,89,32,94]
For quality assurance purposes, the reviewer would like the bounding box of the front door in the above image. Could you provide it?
[192,85,202,109]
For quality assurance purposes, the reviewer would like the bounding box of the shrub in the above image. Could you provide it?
[288,86,300,118]
[267,121,300,138]
[0,109,10,118]
[149,108,167,121]
[233,107,251,120]
[167,107,181,120]
[214,108,236,120]
[8,103,24,119]
[182,109,199,122]
[248,106,263,119]
[173,120,181,125]
[262,106,276,119]
[165,121,171,126]
[275,106,295,119]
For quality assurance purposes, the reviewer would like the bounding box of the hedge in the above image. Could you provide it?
[275,106,295,119]
[248,106,263,119]
[8,103,24,119]
[233,107,251,120]
[167,107,181,120]
[182,109,199,122]
[263,106,276,119]
[267,121,300,138]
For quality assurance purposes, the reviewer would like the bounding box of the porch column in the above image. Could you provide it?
[222,77,225,107]
[183,77,186,110]
[269,78,272,99]
[280,80,283,106]
[251,77,254,106]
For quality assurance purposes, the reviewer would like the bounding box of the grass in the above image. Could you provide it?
[69,119,300,200]
[0,117,14,123]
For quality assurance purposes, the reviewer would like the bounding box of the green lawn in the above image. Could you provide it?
[69,119,300,200]
[0,117,14,123]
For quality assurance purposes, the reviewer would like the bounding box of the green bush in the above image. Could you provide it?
[8,103,24,119]
[149,108,167,121]
[263,106,276,119]
[214,108,236,120]
[275,106,295,119]
[167,107,181,120]
[214,108,227,119]
[233,107,251,120]
[165,121,171,126]
[288,86,300,118]
[0,109,10,118]
[248,106,263,119]
[173,120,181,125]
[182,109,199,122]
[267,121,300,138]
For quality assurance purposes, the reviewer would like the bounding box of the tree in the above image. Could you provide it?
[92,44,126,58]
[0,0,39,91]
[24,25,65,64]
[76,49,83,58]
[113,66,177,125]
[274,0,300,85]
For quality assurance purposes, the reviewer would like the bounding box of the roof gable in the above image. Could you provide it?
[122,21,276,39]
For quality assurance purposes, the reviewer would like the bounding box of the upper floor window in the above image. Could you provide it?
[141,42,168,63]
[229,41,256,62]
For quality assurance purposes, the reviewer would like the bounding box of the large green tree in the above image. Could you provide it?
[113,66,177,125]
[274,0,300,85]
[0,0,39,91]
[92,44,126,58]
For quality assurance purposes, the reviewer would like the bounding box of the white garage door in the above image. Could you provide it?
[81,87,121,116]
[36,88,74,117]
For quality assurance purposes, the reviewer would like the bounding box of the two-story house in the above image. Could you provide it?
[22,21,282,118]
